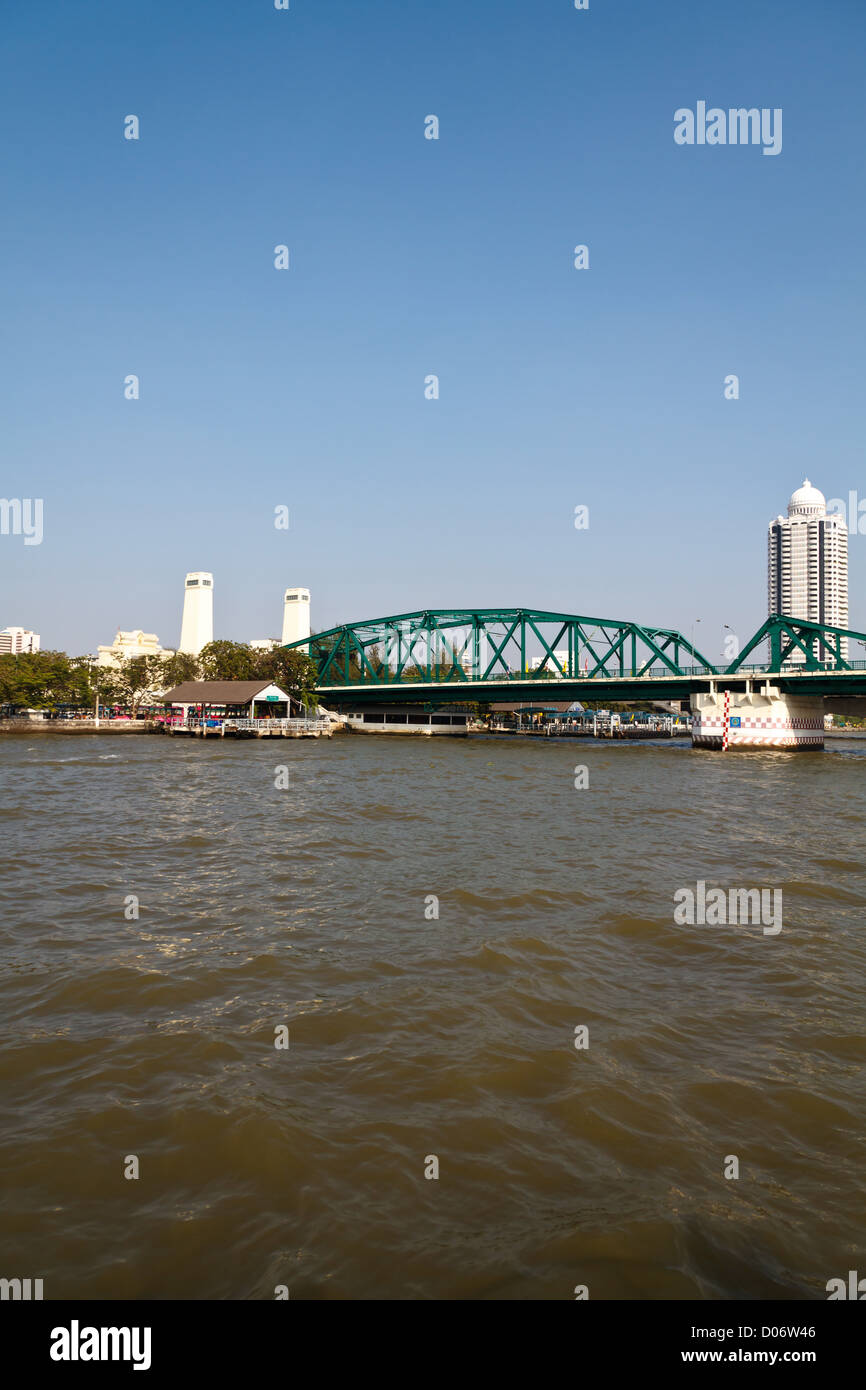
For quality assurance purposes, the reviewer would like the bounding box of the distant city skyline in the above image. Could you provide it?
[2,0,864,659]
[2,474,860,661]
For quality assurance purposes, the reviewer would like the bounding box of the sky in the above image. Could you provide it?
[3,0,865,665]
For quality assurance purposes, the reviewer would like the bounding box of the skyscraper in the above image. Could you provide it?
[179,572,214,656]
[767,481,848,663]
[281,587,310,648]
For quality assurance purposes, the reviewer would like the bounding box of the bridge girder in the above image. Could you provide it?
[285,608,717,686]
[728,613,866,672]
[283,608,866,697]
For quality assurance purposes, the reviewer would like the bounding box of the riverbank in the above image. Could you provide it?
[0,719,155,735]
[4,719,866,746]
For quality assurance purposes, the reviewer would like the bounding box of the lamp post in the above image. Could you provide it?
[690,618,701,669]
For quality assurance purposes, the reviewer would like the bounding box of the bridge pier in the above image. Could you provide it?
[691,684,825,750]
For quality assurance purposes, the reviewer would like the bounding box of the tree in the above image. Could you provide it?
[109,655,166,717]
[198,640,257,681]
[0,650,90,710]
[160,651,199,687]
[90,663,122,710]
[252,646,318,704]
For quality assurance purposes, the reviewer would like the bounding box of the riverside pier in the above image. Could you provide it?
[163,715,332,738]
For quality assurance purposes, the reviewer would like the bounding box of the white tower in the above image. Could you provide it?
[767,482,848,663]
[281,587,310,648]
[179,572,214,655]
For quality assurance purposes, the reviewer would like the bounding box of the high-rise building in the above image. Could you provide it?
[281,587,310,648]
[0,627,40,654]
[767,481,848,663]
[179,572,214,656]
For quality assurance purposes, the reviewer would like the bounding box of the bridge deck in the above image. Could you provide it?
[319,669,866,705]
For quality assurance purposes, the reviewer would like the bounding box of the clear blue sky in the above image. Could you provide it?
[3,0,865,663]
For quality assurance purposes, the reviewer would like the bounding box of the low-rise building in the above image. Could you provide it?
[97,630,174,668]
[161,680,297,722]
[339,705,470,735]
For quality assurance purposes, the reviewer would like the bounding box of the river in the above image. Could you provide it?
[1,731,863,1299]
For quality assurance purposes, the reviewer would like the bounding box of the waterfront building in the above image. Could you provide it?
[340,705,469,736]
[179,572,214,656]
[0,627,41,654]
[97,630,173,668]
[281,587,310,648]
[767,480,848,662]
[249,638,279,651]
[161,679,296,722]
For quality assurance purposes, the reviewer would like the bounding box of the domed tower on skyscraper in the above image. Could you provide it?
[767,481,848,662]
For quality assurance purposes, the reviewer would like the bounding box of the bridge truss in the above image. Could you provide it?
[289,608,718,688]
[283,609,866,700]
[726,614,866,672]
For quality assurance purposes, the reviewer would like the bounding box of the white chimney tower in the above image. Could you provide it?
[179,572,214,655]
[281,587,310,648]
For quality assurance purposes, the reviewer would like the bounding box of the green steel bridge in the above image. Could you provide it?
[284,609,866,709]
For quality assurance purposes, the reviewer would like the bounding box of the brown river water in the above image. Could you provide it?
[1,731,864,1300]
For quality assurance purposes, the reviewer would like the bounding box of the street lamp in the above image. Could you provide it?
[690,618,701,669]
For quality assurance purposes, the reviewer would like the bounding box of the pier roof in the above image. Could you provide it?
[161,681,289,705]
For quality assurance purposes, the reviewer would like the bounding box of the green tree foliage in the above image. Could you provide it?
[108,655,168,717]
[89,663,121,708]
[197,640,257,681]
[0,642,320,714]
[252,647,318,702]
[177,640,318,703]
[160,651,199,686]
[0,651,91,710]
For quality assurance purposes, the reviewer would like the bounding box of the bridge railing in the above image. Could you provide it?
[315,657,866,687]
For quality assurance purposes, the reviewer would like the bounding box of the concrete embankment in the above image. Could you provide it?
[0,719,156,735]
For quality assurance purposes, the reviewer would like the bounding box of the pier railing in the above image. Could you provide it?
[227,717,330,732]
